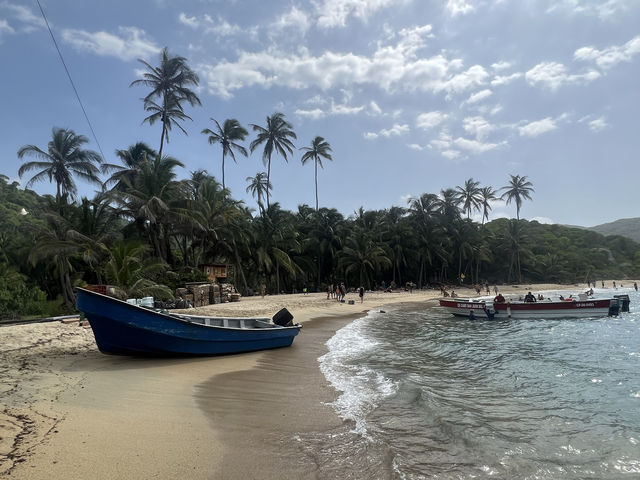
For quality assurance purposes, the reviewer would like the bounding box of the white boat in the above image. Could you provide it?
[439,294,629,320]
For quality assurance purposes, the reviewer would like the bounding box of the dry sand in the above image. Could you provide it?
[1,281,634,479]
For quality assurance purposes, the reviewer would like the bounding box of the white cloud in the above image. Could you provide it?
[295,108,325,120]
[531,216,554,224]
[491,61,512,71]
[574,35,640,70]
[0,18,14,36]
[579,115,610,132]
[380,123,410,137]
[408,143,425,151]
[445,0,475,17]
[452,137,503,154]
[491,72,522,86]
[61,26,160,61]
[178,13,244,37]
[272,6,310,33]
[416,111,447,130]
[525,61,600,90]
[462,116,494,140]
[466,88,492,104]
[315,0,401,28]
[519,117,557,137]
[369,101,382,115]
[1,3,45,31]
[199,32,488,98]
[441,149,461,159]
[546,0,633,19]
[178,13,199,28]
[364,132,379,140]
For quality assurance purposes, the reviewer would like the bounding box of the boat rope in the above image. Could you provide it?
[35,0,106,162]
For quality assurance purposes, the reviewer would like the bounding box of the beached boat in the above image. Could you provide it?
[439,294,629,320]
[75,287,302,356]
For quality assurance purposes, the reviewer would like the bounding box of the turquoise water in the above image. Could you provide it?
[307,288,640,479]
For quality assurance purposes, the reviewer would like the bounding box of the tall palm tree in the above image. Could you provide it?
[479,186,497,226]
[249,112,296,208]
[501,174,534,220]
[103,142,157,190]
[245,172,272,212]
[300,136,332,211]
[456,178,482,219]
[18,127,103,206]
[130,47,201,157]
[202,118,248,189]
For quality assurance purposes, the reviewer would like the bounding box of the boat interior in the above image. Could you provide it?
[170,314,276,329]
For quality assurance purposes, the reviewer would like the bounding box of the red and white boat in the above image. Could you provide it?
[439,294,628,320]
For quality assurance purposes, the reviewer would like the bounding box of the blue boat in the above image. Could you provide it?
[75,287,302,356]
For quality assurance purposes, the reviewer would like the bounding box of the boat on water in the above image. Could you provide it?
[75,287,302,356]
[439,293,630,320]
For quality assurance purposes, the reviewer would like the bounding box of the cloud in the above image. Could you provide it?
[491,72,522,86]
[407,143,424,151]
[369,101,382,115]
[445,0,475,17]
[531,216,554,224]
[466,88,492,104]
[491,61,512,71]
[1,3,45,32]
[380,123,410,137]
[61,26,161,61]
[272,6,310,33]
[574,35,640,70]
[364,132,379,140]
[546,0,633,19]
[178,13,244,37]
[416,111,447,130]
[315,0,402,28]
[525,61,600,90]
[295,100,364,119]
[198,30,488,98]
[0,18,14,37]
[462,116,494,140]
[518,117,557,137]
[579,115,610,132]
[452,137,503,154]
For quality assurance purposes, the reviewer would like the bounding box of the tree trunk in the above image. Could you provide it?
[266,156,272,208]
[233,240,249,295]
[159,123,166,158]
[315,160,319,211]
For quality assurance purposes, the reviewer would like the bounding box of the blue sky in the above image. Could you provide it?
[1,0,639,227]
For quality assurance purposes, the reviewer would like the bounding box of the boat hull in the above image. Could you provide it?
[439,298,615,320]
[76,288,301,356]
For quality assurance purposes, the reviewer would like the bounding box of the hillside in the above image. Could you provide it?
[589,218,640,243]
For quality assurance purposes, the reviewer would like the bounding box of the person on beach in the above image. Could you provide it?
[493,285,498,295]
[359,286,364,303]
[635,282,638,291]
[327,284,332,299]
[261,284,266,298]
[524,291,536,303]
[339,283,346,301]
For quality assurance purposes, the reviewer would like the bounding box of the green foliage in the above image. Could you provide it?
[0,264,49,318]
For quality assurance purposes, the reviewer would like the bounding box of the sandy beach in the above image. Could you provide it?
[1,281,635,479]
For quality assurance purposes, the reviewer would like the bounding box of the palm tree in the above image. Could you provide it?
[202,118,248,189]
[104,241,173,299]
[245,172,272,212]
[501,174,534,220]
[249,112,296,208]
[18,127,103,206]
[300,136,333,211]
[479,186,497,226]
[456,178,481,219]
[338,231,391,289]
[130,47,201,157]
[104,142,157,190]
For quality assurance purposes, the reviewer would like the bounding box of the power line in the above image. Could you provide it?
[35,0,107,161]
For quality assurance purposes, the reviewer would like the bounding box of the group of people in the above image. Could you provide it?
[326,283,366,303]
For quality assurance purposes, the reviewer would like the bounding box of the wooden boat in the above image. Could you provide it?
[439,294,628,320]
[75,287,302,356]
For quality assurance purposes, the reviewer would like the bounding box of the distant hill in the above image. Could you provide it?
[588,218,640,243]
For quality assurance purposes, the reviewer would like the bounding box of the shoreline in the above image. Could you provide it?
[3,282,637,478]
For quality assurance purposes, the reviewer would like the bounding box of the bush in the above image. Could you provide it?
[0,280,49,319]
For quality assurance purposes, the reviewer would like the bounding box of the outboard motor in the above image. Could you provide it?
[608,299,620,316]
[272,307,294,326]
[614,294,630,313]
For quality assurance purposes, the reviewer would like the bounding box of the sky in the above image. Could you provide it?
[1,0,639,227]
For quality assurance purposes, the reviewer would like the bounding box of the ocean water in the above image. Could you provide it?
[304,288,640,479]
